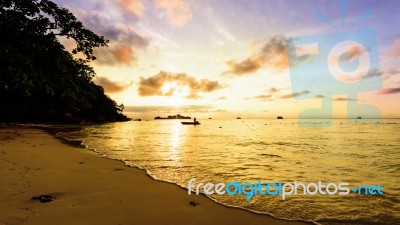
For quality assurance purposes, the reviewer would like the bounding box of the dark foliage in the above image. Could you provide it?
[0,0,129,123]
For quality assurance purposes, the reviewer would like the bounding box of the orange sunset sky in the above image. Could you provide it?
[55,0,400,119]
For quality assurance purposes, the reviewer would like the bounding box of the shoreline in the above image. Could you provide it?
[0,126,313,225]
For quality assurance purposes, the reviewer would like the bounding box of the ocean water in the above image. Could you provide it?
[59,119,400,225]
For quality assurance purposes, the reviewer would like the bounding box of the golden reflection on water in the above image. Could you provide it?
[169,121,182,160]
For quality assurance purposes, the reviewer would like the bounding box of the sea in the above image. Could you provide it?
[57,119,400,225]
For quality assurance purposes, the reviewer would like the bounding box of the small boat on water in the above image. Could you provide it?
[181,122,200,125]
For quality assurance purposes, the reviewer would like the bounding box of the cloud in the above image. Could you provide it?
[338,68,397,83]
[185,92,202,99]
[280,90,310,99]
[95,43,136,65]
[268,87,281,93]
[332,97,357,101]
[254,94,273,101]
[111,44,136,64]
[385,69,400,76]
[365,68,400,81]
[138,71,224,98]
[74,9,149,47]
[225,57,262,75]
[247,87,309,101]
[117,0,144,17]
[387,39,400,57]
[339,44,366,63]
[223,35,290,76]
[216,96,227,100]
[336,67,381,83]
[107,23,149,47]
[364,68,382,79]
[73,10,149,65]
[378,88,400,95]
[155,0,192,27]
[94,76,131,93]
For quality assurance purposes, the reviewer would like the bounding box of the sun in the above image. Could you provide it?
[161,82,190,106]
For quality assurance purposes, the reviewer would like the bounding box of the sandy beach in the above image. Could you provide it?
[0,126,311,225]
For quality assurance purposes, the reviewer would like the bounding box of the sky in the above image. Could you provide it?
[54,0,400,119]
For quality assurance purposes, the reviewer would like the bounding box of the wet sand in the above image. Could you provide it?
[0,126,311,225]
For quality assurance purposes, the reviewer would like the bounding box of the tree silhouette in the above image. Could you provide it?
[0,0,129,123]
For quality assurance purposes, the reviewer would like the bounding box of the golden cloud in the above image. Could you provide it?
[223,35,290,76]
[94,76,131,93]
[138,71,224,98]
[280,90,310,99]
[95,43,136,65]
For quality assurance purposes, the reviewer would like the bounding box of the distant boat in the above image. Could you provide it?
[277,116,283,119]
[181,122,200,125]
[357,116,362,119]
[209,117,212,119]
[237,117,241,119]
